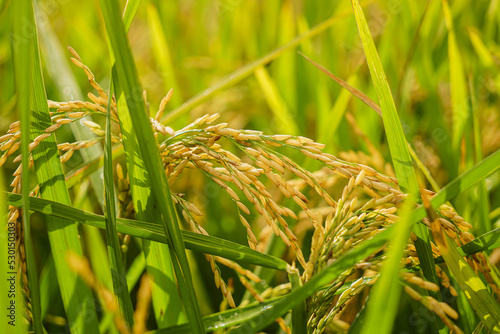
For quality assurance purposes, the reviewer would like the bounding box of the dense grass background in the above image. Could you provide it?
[0,0,497,180]
[1,0,500,333]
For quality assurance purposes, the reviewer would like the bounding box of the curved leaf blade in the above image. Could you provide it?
[6,193,288,271]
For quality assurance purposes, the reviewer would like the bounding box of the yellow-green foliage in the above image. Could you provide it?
[1,1,500,334]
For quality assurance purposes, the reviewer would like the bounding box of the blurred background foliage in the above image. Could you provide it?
[0,0,498,175]
[1,0,500,331]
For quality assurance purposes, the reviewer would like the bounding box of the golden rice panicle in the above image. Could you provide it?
[435,266,457,297]
[174,196,237,308]
[216,257,261,283]
[303,224,325,282]
[0,152,9,169]
[5,141,34,313]
[155,88,174,122]
[174,113,221,134]
[438,205,476,250]
[151,118,175,138]
[313,276,373,334]
[402,272,439,292]
[68,46,108,101]
[404,286,463,334]
[160,132,309,266]
[239,214,259,249]
[175,195,203,233]
[302,161,408,334]
[0,98,113,170]
[116,163,135,219]
[205,254,235,308]
[432,206,487,279]
[276,318,291,334]
[215,256,266,306]
[308,269,369,334]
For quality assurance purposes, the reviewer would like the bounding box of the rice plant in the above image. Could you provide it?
[1,0,500,333]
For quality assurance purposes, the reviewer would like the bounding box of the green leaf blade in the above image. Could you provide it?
[350,0,417,194]
[103,78,134,328]
[26,3,100,333]
[12,0,43,332]
[6,192,288,270]
[98,0,204,331]
[350,1,440,325]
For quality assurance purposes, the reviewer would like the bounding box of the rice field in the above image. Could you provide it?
[1,0,500,333]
